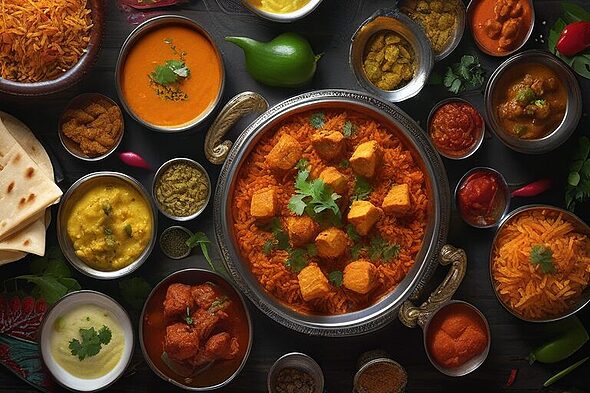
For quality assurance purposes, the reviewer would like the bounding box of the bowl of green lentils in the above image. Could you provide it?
[152,158,211,221]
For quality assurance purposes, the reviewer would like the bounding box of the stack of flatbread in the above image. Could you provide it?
[0,112,62,265]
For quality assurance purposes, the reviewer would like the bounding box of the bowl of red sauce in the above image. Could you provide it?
[428,98,485,160]
[424,301,491,376]
[455,167,510,228]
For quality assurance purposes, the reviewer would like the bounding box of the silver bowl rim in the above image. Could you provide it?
[349,9,434,103]
[241,0,324,22]
[454,166,511,229]
[114,15,226,133]
[422,300,491,377]
[152,157,212,222]
[159,225,193,259]
[38,290,135,392]
[58,93,124,162]
[353,357,408,392]
[267,352,325,393]
[214,88,451,337]
[57,171,158,280]
[398,0,466,61]
[489,204,590,323]
[466,0,535,57]
[426,97,485,160]
[138,268,254,391]
[484,49,583,154]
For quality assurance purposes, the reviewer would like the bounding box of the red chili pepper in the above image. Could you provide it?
[118,151,152,170]
[506,368,518,387]
[556,22,590,57]
[510,179,552,198]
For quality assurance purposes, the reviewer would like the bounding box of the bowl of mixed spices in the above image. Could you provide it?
[353,351,407,393]
[59,93,124,161]
[267,352,324,393]
[427,98,485,160]
[153,158,211,221]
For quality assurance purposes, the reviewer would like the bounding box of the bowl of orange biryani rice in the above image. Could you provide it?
[490,205,590,322]
[0,0,104,96]
[212,90,454,336]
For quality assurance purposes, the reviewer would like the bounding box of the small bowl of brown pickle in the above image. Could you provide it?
[152,158,211,221]
[349,8,434,102]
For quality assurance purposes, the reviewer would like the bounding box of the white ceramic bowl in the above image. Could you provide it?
[242,0,323,22]
[39,291,134,392]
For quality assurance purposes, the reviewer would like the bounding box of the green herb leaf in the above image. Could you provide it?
[449,78,462,94]
[369,235,400,262]
[184,307,193,325]
[565,137,590,211]
[285,248,308,273]
[530,245,556,274]
[262,240,274,256]
[306,243,318,257]
[124,224,133,238]
[346,225,361,242]
[295,159,309,171]
[310,112,325,129]
[119,277,151,310]
[150,60,190,85]
[261,219,290,254]
[351,243,364,260]
[186,232,216,272]
[569,172,581,187]
[339,159,350,169]
[328,271,343,287]
[208,296,229,313]
[288,167,341,221]
[443,55,485,94]
[342,121,355,138]
[69,326,112,361]
[353,176,372,201]
[16,275,68,305]
[562,2,590,22]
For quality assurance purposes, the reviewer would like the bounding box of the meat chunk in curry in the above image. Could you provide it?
[298,264,331,301]
[250,187,277,222]
[348,200,384,236]
[319,166,348,195]
[311,130,345,161]
[164,322,200,362]
[164,283,195,319]
[382,183,411,214]
[343,260,378,294]
[350,141,382,178]
[496,65,566,139]
[315,227,349,259]
[161,282,240,371]
[266,134,302,171]
[285,216,319,248]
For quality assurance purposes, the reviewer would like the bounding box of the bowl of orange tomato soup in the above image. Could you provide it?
[116,16,225,132]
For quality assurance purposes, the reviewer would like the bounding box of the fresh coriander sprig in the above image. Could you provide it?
[443,55,485,94]
[150,60,190,85]
[68,325,112,361]
[186,232,216,272]
[288,167,342,220]
[530,245,556,274]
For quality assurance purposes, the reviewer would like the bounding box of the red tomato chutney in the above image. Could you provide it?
[429,102,483,158]
[426,303,489,369]
[457,170,507,226]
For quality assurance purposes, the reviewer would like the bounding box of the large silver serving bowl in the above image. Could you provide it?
[211,90,451,337]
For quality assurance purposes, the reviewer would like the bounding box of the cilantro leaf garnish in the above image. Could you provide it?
[530,245,556,274]
[565,136,590,211]
[352,176,372,201]
[295,159,309,171]
[186,232,216,272]
[339,159,350,169]
[184,307,193,325]
[150,60,190,85]
[288,167,342,220]
[328,271,343,287]
[369,235,400,262]
[310,112,325,129]
[208,296,229,313]
[69,325,112,361]
[443,55,485,94]
[342,121,355,137]
[285,248,308,273]
[261,219,290,255]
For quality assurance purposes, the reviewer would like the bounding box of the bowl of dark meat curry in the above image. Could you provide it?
[140,268,252,391]
[485,50,582,154]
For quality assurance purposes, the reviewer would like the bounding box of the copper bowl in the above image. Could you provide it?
[0,0,105,96]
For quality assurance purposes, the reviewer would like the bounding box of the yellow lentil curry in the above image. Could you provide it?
[66,179,152,271]
[401,0,461,55]
[363,31,416,91]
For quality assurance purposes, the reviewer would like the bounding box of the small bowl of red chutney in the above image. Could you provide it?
[455,167,510,228]
[428,98,485,160]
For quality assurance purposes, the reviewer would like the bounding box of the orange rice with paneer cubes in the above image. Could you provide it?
[231,109,429,315]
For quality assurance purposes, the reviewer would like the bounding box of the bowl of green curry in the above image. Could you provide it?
[57,172,158,279]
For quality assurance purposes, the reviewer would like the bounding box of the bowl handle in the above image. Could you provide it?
[398,245,467,329]
[204,91,269,165]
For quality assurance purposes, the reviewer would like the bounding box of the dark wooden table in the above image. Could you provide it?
[1,0,590,392]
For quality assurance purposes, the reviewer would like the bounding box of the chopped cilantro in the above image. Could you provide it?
[295,159,309,171]
[285,248,308,273]
[288,167,342,220]
[328,271,344,287]
[208,296,229,313]
[369,235,400,262]
[262,219,290,255]
[352,176,372,201]
[68,325,112,361]
[150,60,190,85]
[530,245,555,274]
[310,112,325,129]
[342,121,355,137]
[443,55,485,94]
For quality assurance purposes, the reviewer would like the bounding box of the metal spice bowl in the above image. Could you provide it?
[353,350,407,393]
[267,353,324,393]
[159,226,192,259]
[152,158,212,221]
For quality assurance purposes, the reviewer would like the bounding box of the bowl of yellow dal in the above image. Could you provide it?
[57,172,157,279]
[39,290,134,392]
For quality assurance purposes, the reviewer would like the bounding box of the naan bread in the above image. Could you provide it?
[0,115,55,261]
[0,143,62,241]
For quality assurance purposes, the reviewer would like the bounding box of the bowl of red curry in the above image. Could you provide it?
[455,167,510,229]
[139,268,252,391]
[427,98,485,160]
